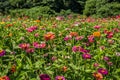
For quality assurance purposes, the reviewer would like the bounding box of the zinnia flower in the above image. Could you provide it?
[98,68,108,75]
[56,16,64,20]
[55,76,65,80]
[64,35,72,41]
[19,43,30,50]
[0,50,5,57]
[93,72,103,80]
[94,25,101,29]
[72,46,81,52]
[69,32,78,37]
[62,66,67,72]
[0,76,10,80]
[26,48,34,53]
[39,74,51,80]
[93,63,99,67]
[26,26,38,32]
[103,56,110,61]
[82,53,91,59]
[88,35,94,43]
[93,32,101,37]
[44,32,55,41]
[75,36,84,41]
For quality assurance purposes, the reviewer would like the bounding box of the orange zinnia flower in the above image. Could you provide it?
[93,72,103,80]
[10,64,16,73]
[35,20,40,22]
[93,31,101,37]
[8,33,12,37]
[62,66,67,72]
[70,32,78,37]
[44,32,55,41]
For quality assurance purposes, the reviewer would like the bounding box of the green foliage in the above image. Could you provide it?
[83,0,96,16]
[97,2,120,17]
[9,6,56,18]
[84,0,120,17]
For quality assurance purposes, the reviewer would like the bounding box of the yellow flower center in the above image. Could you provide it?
[58,77,62,80]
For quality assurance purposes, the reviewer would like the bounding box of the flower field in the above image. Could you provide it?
[0,15,120,80]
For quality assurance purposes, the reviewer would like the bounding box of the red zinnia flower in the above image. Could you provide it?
[44,32,55,41]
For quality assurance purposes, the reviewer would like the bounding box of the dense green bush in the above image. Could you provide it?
[83,0,96,16]
[84,0,120,17]
[1,0,120,17]
[9,6,56,18]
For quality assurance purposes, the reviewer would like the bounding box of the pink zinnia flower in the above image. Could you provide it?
[64,35,72,41]
[79,48,89,53]
[33,42,46,49]
[113,28,120,33]
[82,53,91,59]
[56,16,64,20]
[55,76,65,80]
[98,68,108,75]
[26,26,38,32]
[93,63,99,67]
[88,35,94,43]
[34,33,39,37]
[103,56,110,61]
[106,31,113,38]
[0,50,5,57]
[75,36,84,41]
[107,61,113,66]
[19,43,30,50]
[72,46,81,52]
[94,25,101,29]
[26,48,34,53]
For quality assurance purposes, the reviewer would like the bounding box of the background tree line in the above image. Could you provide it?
[0,0,120,18]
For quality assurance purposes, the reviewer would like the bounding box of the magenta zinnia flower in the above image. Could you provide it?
[98,68,108,75]
[75,36,84,41]
[88,35,94,43]
[39,74,51,80]
[55,76,65,80]
[72,46,81,52]
[103,56,110,61]
[0,50,5,57]
[64,35,72,41]
[26,26,38,32]
[94,25,101,29]
[82,53,91,59]
[19,43,30,50]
